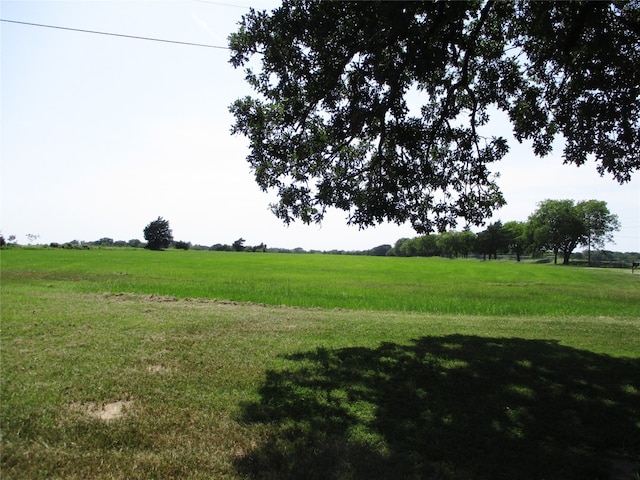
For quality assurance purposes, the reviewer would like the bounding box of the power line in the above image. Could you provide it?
[0,18,229,49]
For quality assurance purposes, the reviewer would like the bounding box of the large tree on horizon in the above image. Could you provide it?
[527,200,584,265]
[526,199,619,265]
[143,217,173,251]
[229,1,639,233]
[576,199,621,265]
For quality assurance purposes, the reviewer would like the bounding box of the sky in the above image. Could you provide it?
[2,0,639,252]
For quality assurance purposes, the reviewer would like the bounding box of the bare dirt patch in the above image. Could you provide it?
[72,400,132,422]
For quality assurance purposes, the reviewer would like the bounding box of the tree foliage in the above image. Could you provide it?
[230,0,639,233]
[576,200,621,249]
[143,217,173,251]
[502,221,527,262]
[476,221,509,260]
[527,200,584,264]
[389,199,620,262]
[232,238,246,252]
[575,200,621,265]
[527,199,619,264]
[174,240,191,250]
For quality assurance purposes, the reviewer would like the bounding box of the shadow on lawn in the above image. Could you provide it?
[235,335,640,480]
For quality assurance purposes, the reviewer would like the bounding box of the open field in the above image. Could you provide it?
[1,249,639,479]
[2,248,640,316]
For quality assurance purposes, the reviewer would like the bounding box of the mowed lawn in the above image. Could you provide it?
[1,249,639,479]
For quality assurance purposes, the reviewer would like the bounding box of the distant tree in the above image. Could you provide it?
[388,238,409,257]
[441,230,478,258]
[370,244,392,256]
[399,238,418,257]
[527,200,584,265]
[232,238,246,252]
[414,235,440,257]
[576,200,620,266]
[26,233,40,245]
[436,232,460,258]
[0,235,5,248]
[476,222,509,260]
[95,237,114,247]
[247,242,267,252]
[144,217,173,251]
[503,221,528,262]
[63,240,82,250]
[128,239,144,248]
[457,230,477,258]
[174,240,191,250]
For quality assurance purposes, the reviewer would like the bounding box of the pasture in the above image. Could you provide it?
[1,248,639,479]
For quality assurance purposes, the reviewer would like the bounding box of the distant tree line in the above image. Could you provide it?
[388,199,624,265]
[210,238,267,252]
[2,201,634,267]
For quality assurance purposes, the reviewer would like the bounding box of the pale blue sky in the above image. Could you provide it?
[2,0,639,251]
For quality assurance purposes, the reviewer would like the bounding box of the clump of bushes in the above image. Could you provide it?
[174,241,191,250]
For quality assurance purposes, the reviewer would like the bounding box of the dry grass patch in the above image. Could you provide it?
[146,364,169,374]
[71,400,133,422]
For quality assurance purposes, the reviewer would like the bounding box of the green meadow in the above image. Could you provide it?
[1,248,639,479]
[2,248,639,316]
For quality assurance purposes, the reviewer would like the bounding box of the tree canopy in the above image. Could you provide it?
[144,217,173,251]
[527,199,619,264]
[229,0,639,233]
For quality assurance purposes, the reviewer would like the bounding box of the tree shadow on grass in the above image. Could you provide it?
[235,335,640,480]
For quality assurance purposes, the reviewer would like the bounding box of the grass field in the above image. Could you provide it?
[2,248,639,316]
[1,248,639,479]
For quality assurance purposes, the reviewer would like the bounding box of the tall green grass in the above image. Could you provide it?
[1,248,639,316]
